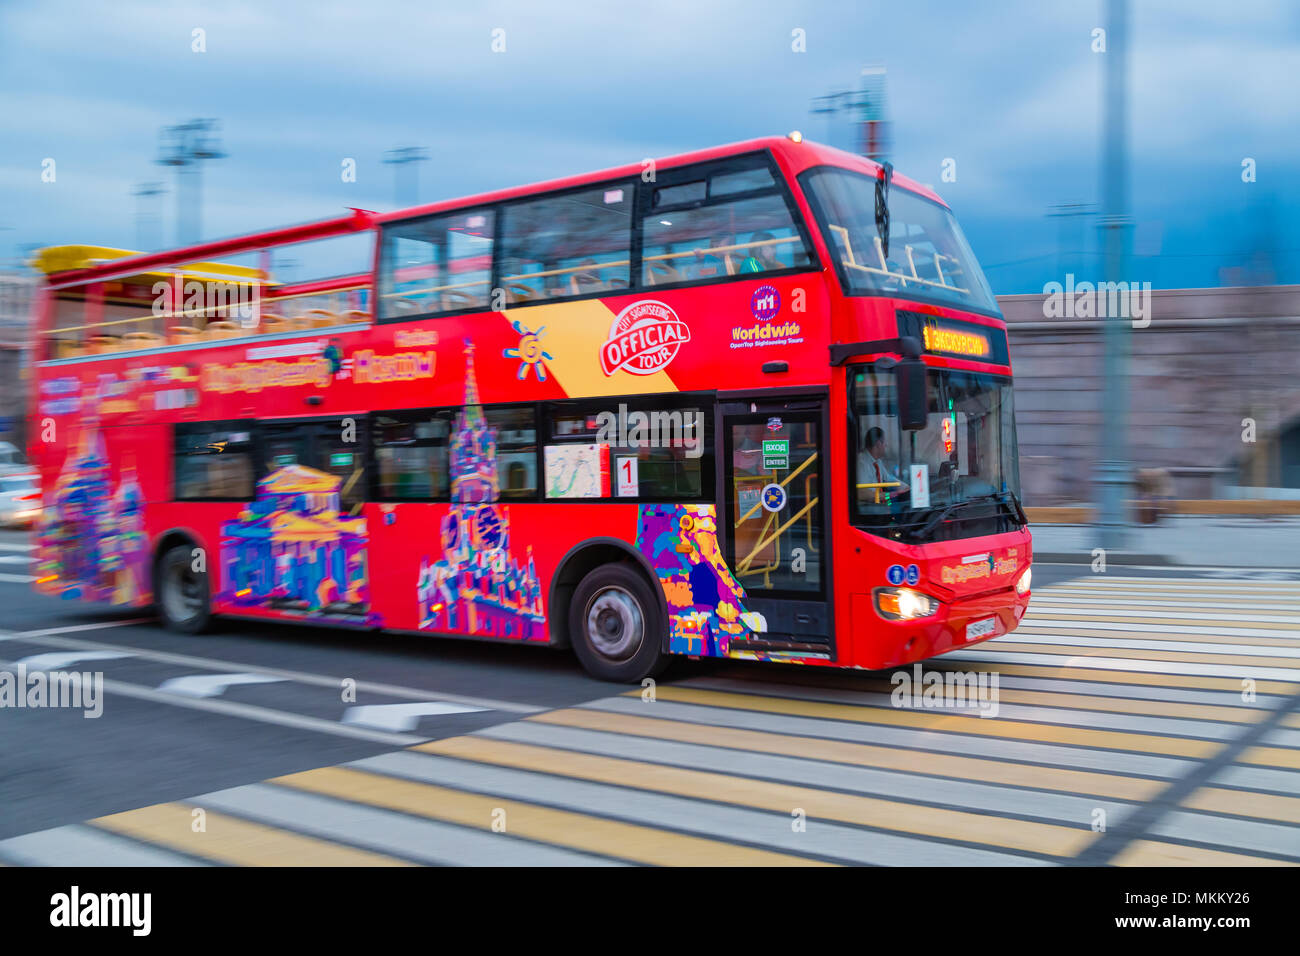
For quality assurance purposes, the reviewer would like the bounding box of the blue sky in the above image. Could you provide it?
[2,0,1297,292]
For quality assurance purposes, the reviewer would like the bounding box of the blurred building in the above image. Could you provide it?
[1003,284,1300,504]
[0,271,34,453]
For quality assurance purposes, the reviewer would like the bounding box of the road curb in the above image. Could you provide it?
[1032,551,1175,566]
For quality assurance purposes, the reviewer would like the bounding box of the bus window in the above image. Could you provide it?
[483,406,537,499]
[641,191,811,286]
[174,424,257,500]
[373,411,452,500]
[379,209,495,320]
[498,183,633,304]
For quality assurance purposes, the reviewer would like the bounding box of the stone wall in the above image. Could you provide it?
[1000,285,1300,504]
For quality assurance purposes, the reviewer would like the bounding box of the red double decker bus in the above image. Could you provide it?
[28,135,1031,681]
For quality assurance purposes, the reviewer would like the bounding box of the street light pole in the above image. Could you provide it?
[1096,0,1132,551]
[383,147,429,210]
[157,119,226,247]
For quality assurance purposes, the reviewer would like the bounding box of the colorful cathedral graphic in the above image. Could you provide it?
[635,503,767,657]
[417,342,545,641]
[35,403,149,606]
[218,465,374,622]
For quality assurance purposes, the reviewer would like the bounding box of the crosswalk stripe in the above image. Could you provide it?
[529,707,1164,800]
[675,676,1266,724]
[988,635,1300,660]
[1013,627,1296,648]
[1182,787,1300,825]
[942,649,1300,681]
[90,802,414,866]
[1112,839,1298,866]
[271,765,829,866]
[195,782,623,867]
[1028,609,1300,626]
[918,659,1299,693]
[414,736,1097,857]
[1238,745,1300,770]
[636,686,1224,758]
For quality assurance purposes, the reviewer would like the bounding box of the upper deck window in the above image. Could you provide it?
[799,167,999,316]
[640,159,812,287]
[379,209,495,320]
[498,182,633,305]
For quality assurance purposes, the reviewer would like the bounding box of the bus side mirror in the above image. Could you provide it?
[896,358,928,431]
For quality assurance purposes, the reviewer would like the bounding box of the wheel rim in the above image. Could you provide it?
[585,586,644,662]
[162,559,204,623]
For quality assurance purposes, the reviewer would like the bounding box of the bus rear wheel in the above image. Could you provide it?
[569,564,667,683]
[156,544,211,634]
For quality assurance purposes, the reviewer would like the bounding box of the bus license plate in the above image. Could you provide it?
[966,617,997,641]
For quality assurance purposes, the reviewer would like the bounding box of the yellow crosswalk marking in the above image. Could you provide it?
[1113,839,1298,867]
[91,802,412,866]
[417,736,1097,857]
[1182,787,1300,825]
[638,686,1224,759]
[1237,745,1300,770]
[532,708,1165,801]
[271,765,830,866]
[968,642,1300,668]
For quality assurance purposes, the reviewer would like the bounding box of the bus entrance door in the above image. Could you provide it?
[719,396,833,661]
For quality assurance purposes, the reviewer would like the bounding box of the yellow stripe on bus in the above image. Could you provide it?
[90,802,411,867]
[530,708,1165,801]
[512,299,680,398]
[270,765,828,867]
[417,736,1096,857]
[636,686,1224,759]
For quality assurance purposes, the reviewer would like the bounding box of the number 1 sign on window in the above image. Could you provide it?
[616,456,639,497]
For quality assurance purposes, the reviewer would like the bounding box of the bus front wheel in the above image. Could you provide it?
[569,564,667,683]
[156,544,212,634]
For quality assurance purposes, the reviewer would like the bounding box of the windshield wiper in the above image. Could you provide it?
[992,489,1028,526]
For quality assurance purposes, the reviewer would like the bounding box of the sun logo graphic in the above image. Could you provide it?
[502,319,554,381]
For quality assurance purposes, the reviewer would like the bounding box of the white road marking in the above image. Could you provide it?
[95,676,428,746]
[158,673,289,698]
[943,648,1300,681]
[0,572,34,583]
[12,650,132,670]
[342,701,489,731]
[0,555,32,565]
[0,626,541,713]
[0,619,153,642]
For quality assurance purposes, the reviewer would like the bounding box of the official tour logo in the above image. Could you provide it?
[599,300,690,376]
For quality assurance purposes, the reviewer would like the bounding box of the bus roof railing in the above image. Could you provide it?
[37,208,376,290]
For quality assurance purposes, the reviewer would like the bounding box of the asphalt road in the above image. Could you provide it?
[1,528,1298,866]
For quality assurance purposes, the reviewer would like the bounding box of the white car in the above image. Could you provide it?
[0,472,41,527]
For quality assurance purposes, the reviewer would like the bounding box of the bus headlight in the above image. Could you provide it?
[874,587,939,621]
[1016,567,1032,595]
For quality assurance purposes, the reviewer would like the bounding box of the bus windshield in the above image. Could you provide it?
[850,364,1023,542]
[801,167,998,315]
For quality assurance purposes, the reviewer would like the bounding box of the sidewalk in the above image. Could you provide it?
[1030,515,1300,568]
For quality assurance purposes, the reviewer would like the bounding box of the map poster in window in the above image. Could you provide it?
[544,444,610,498]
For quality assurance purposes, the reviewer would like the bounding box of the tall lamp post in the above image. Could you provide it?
[1096,0,1133,551]
[383,147,429,210]
[157,119,226,247]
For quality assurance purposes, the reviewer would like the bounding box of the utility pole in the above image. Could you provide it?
[132,182,166,252]
[383,147,429,210]
[1047,201,1095,280]
[1096,0,1132,551]
[810,67,890,163]
[157,119,226,247]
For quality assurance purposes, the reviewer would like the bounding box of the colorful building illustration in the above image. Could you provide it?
[418,342,546,640]
[35,401,150,606]
[218,465,374,622]
[635,503,768,657]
